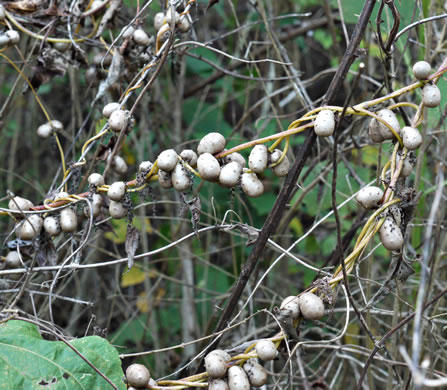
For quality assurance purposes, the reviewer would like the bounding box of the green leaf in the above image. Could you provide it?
[0,320,125,390]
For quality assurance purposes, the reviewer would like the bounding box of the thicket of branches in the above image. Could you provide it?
[0,0,447,389]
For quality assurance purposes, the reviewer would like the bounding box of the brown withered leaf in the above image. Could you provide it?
[186,196,201,235]
[4,0,43,13]
[206,0,219,11]
[222,223,259,246]
[125,225,140,270]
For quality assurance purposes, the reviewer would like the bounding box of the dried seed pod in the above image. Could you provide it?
[158,149,178,172]
[314,109,335,137]
[158,169,173,189]
[16,215,43,240]
[102,102,120,118]
[280,296,300,319]
[84,193,103,218]
[243,360,268,387]
[8,197,34,214]
[299,292,325,320]
[6,251,21,268]
[401,126,422,150]
[154,12,165,30]
[413,61,432,80]
[248,145,268,173]
[219,161,242,188]
[422,84,441,108]
[171,163,192,191]
[126,364,151,388]
[255,340,277,361]
[241,173,264,197]
[180,149,198,166]
[139,161,153,173]
[133,29,150,46]
[109,200,127,219]
[107,181,126,201]
[88,173,104,187]
[197,153,221,181]
[224,152,246,167]
[379,217,404,251]
[60,208,77,233]
[197,133,226,155]
[375,109,401,140]
[356,186,384,209]
[205,350,228,379]
[113,155,128,175]
[209,379,229,390]
[108,110,128,132]
[44,216,61,236]
[178,15,191,32]
[227,366,250,390]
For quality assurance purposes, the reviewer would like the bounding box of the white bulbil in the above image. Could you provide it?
[356,186,384,209]
[219,162,242,188]
[113,155,128,175]
[84,193,103,218]
[37,123,53,138]
[5,30,20,45]
[121,25,135,40]
[108,181,126,201]
[271,150,290,177]
[108,110,128,132]
[154,12,165,30]
[401,126,422,150]
[133,29,150,46]
[139,161,153,173]
[241,173,264,197]
[209,379,229,390]
[379,217,404,251]
[6,251,21,268]
[197,133,226,155]
[109,200,127,219]
[228,366,250,390]
[299,292,325,320]
[413,61,432,80]
[44,216,61,236]
[205,350,228,379]
[171,163,191,191]
[255,340,277,361]
[60,208,77,233]
[54,192,69,200]
[16,215,43,240]
[158,169,173,189]
[224,152,246,167]
[165,10,180,26]
[180,149,198,166]
[197,153,221,181]
[102,102,120,118]
[248,145,268,173]
[178,15,191,33]
[375,109,400,140]
[314,109,335,137]
[280,296,300,319]
[422,84,441,108]
[243,360,268,387]
[8,197,33,214]
[126,364,151,388]
[88,173,104,187]
[158,149,178,172]
[396,154,413,177]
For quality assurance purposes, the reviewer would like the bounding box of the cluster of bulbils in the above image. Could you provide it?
[353,61,440,252]
[204,292,324,390]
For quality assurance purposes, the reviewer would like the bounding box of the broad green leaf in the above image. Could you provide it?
[0,320,125,390]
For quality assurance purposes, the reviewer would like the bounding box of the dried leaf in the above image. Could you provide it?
[125,225,140,270]
[94,51,123,103]
[222,223,259,246]
[186,196,201,235]
[36,239,57,267]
